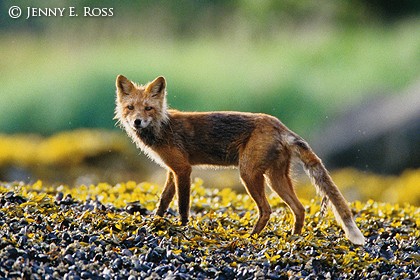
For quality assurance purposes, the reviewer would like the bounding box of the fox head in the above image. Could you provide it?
[115,75,169,135]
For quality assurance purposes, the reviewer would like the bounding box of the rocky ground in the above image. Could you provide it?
[0,180,419,279]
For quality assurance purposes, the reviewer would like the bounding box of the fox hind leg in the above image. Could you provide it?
[239,167,272,235]
[265,163,305,235]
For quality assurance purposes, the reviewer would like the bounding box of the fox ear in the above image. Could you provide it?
[147,76,166,98]
[116,75,133,96]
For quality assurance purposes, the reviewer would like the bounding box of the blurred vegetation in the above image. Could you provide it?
[298,168,420,206]
[2,0,419,34]
[0,130,418,205]
[0,1,419,136]
[0,130,152,185]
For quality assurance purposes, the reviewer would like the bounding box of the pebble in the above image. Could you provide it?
[122,248,133,256]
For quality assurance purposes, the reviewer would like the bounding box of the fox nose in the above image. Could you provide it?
[134,119,141,127]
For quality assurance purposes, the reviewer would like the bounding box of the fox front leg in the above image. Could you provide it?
[156,171,176,217]
[173,167,192,225]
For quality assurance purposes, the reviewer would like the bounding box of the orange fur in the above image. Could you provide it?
[115,75,365,245]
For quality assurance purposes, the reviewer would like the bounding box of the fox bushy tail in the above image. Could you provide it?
[288,136,365,245]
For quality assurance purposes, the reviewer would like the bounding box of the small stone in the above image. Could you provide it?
[64,254,74,265]
[55,192,64,202]
[111,258,123,270]
[88,235,99,243]
[80,271,92,279]
[122,249,133,256]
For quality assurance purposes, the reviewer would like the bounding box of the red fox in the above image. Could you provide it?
[115,75,365,245]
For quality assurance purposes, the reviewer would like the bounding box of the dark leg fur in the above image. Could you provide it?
[173,167,192,225]
[156,171,176,216]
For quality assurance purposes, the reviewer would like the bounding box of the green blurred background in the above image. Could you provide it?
[1,0,419,185]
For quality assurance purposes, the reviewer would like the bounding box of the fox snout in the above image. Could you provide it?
[133,118,152,130]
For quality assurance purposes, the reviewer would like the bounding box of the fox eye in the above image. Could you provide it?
[145,106,153,111]
[127,105,134,110]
